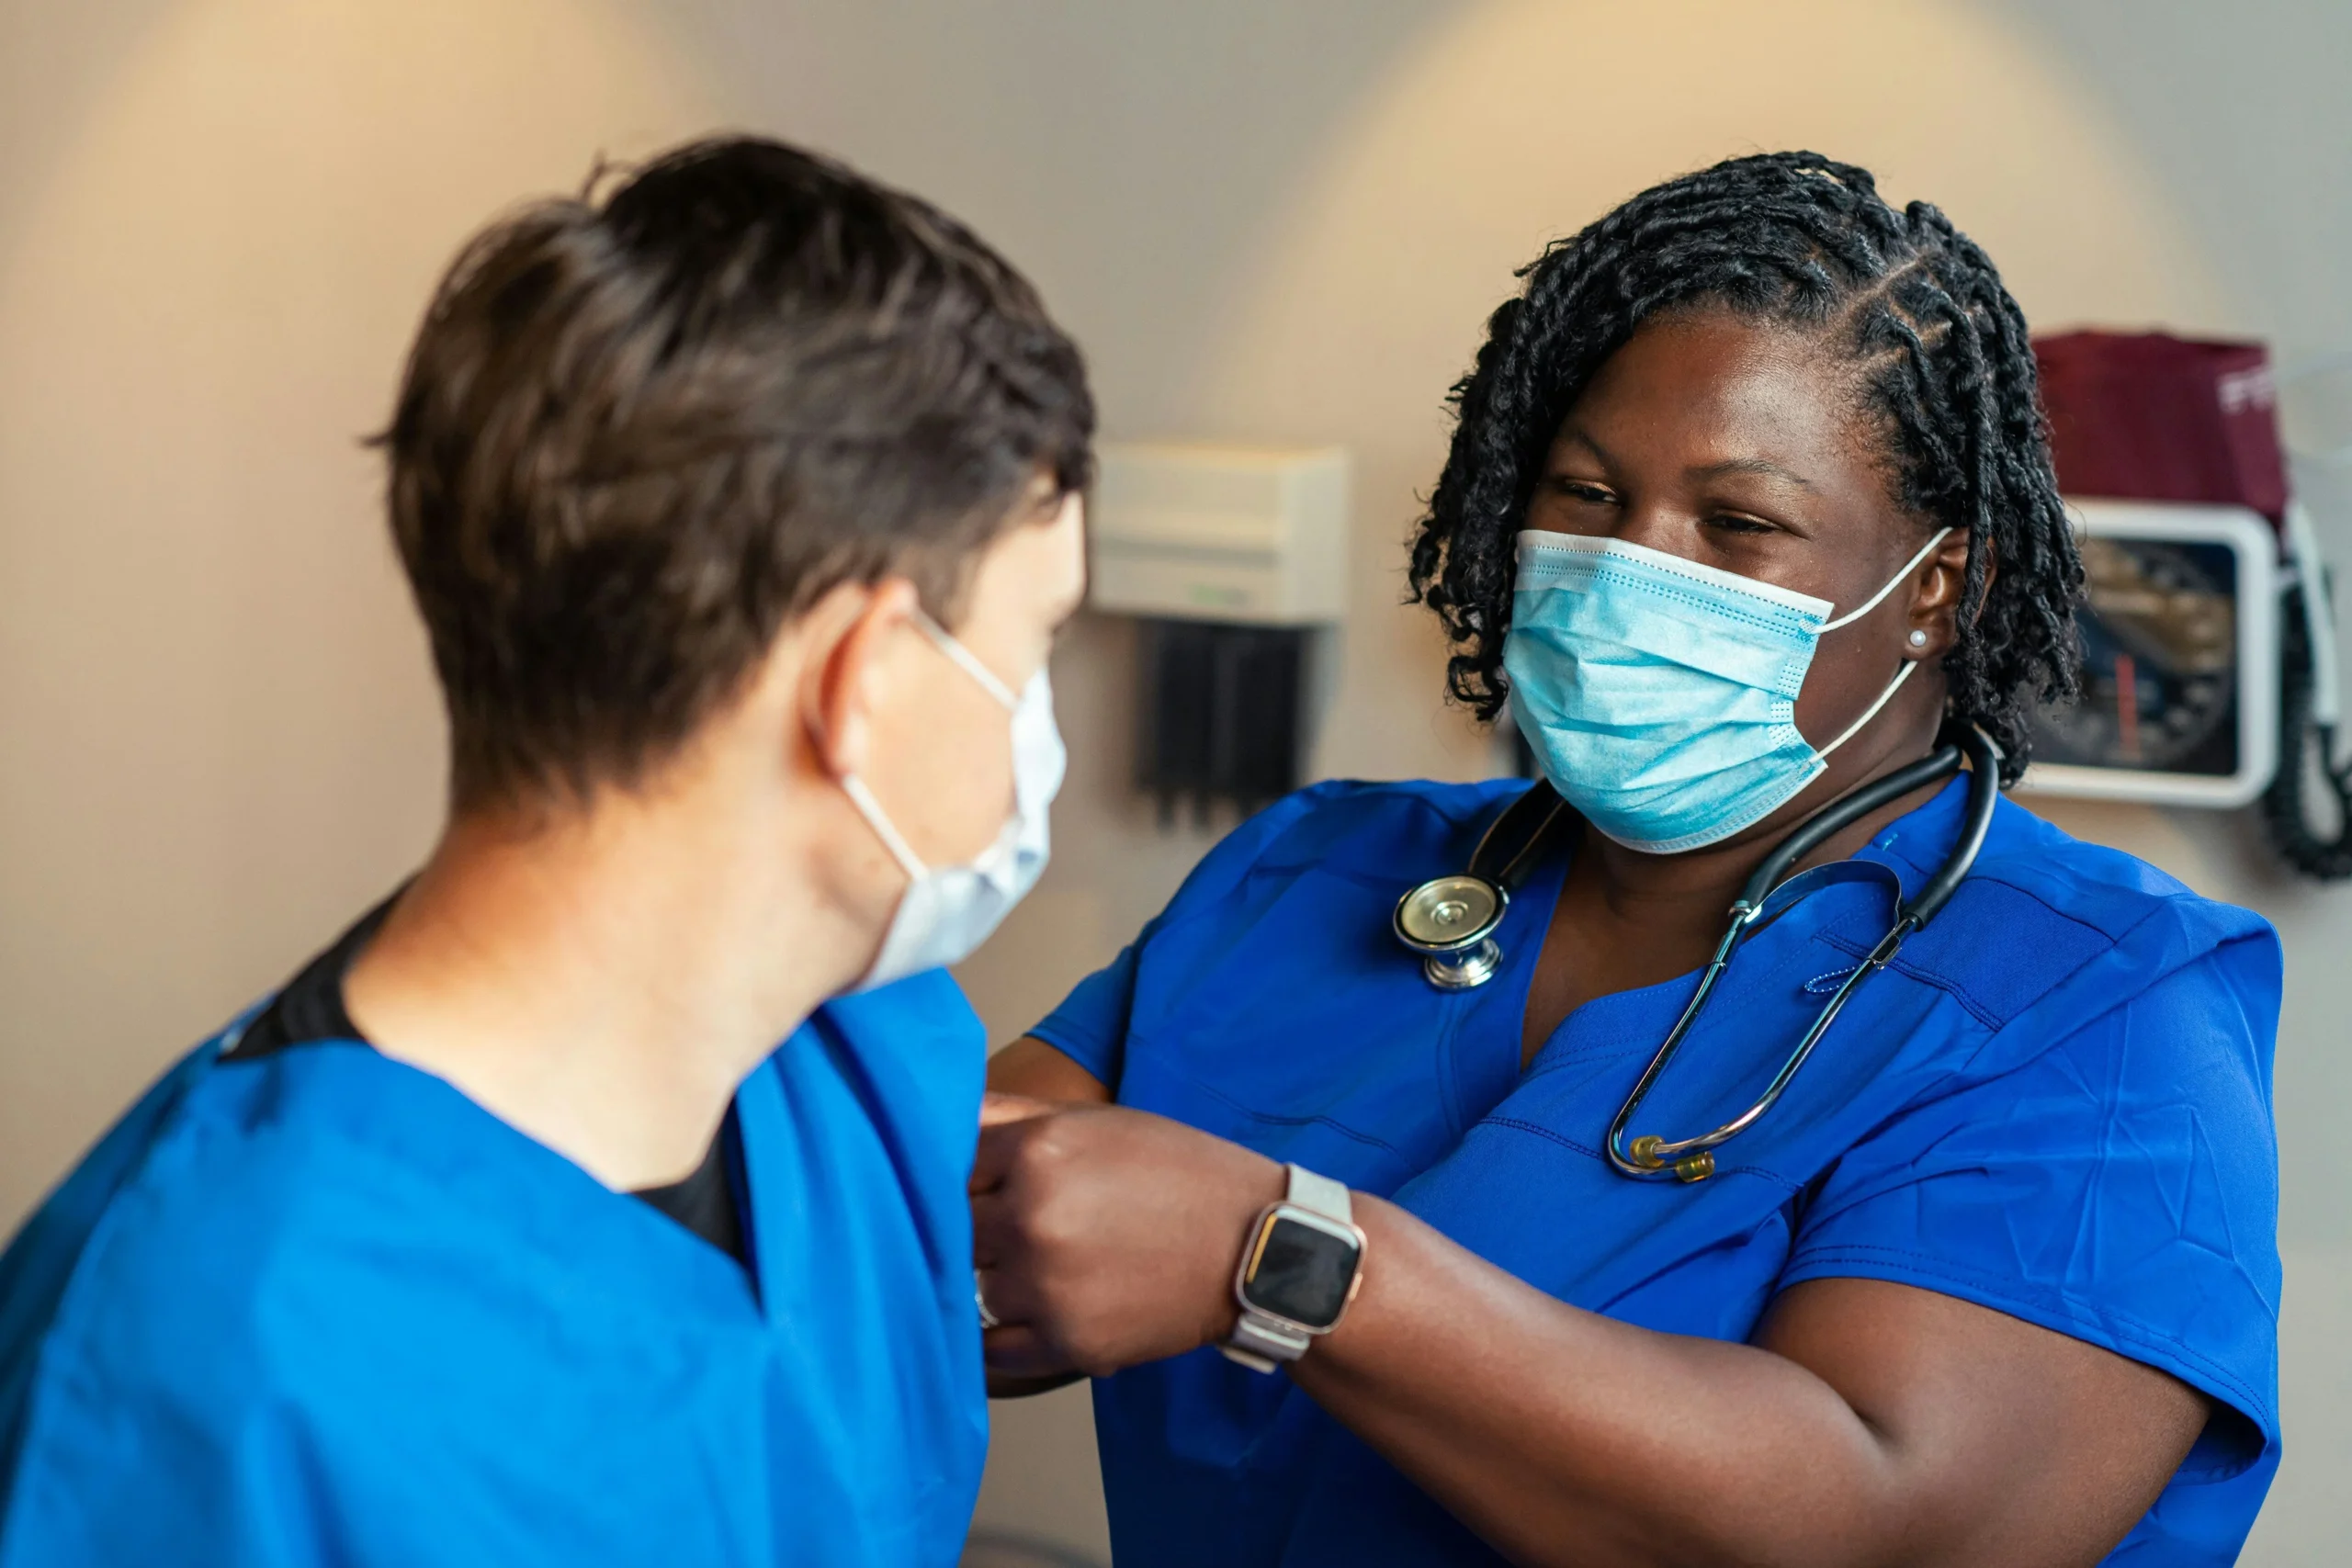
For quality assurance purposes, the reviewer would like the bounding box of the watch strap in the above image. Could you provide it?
[1221,1312,1311,1373]
[1283,1163,1351,1225]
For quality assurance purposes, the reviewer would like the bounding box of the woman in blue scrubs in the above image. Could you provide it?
[977,152,2280,1567]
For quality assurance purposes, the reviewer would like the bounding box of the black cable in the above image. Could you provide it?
[2260,580,2352,880]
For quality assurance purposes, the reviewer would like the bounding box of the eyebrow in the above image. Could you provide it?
[1550,428,1817,493]
[1689,456,1816,490]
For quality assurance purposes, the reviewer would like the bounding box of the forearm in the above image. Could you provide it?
[1290,1196,1907,1568]
[976,1099,2200,1568]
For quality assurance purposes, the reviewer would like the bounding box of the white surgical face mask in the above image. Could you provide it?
[839,611,1066,991]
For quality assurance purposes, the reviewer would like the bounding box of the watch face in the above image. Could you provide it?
[1242,1212,1361,1330]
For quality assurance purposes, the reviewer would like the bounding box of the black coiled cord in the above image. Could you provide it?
[2260,580,2352,880]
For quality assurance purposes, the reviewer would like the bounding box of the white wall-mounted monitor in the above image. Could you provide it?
[1088,444,1350,626]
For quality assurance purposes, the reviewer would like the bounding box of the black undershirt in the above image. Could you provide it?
[220,901,745,1265]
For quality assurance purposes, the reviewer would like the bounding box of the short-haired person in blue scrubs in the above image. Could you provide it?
[0,137,1091,1565]
[978,152,2281,1567]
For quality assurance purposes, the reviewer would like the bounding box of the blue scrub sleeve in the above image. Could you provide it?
[1027,784,1363,1089]
[1778,935,2281,1471]
[1027,931,1146,1087]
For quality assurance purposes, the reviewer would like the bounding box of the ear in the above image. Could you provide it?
[801,578,923,781]
[1905,529,1979,658]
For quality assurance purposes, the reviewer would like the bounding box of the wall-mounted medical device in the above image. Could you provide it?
[1088,444,1351,820]
[2020,330,2350,879]
[1091,444,1349,623]
[2020,500,2278,807]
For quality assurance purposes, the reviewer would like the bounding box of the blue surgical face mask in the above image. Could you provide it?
[1502,527,1950,854]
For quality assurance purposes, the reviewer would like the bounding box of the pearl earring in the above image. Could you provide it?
[1907,629,1929,649]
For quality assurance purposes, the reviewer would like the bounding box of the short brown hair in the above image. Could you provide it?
[377,136,1093,809]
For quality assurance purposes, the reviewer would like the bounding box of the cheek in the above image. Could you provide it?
[1790,612,1928,742]
[1791,645,1874,740]
[864,682,1017,864]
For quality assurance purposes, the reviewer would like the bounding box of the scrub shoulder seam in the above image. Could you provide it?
[1812,928,2012,1030]
[1155,1062,1405,1158]
[1150,784,1523,926]
[1251,784,1537,874]
[3,1047,227,1507]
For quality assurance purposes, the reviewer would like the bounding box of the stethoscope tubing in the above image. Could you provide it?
[1392,726,2006,1183]
[1603,725,2005,1181]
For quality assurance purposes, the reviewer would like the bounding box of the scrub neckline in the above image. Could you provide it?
[1498,770,1969,1086]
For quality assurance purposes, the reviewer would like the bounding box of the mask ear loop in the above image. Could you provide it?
[1816,659,1920,761]
[1812,526,1954,761]
[841,773,930,882]
[910,607,1020,710]
[1818,527,1954,633]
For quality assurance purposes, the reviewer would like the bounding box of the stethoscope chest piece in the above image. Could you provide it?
[1394,874,1510,990]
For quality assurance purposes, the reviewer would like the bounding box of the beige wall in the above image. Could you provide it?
[2,1,2344,1562]
[0,0,723,1213]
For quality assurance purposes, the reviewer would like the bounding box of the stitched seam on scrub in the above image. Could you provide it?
[1781,1242,2274,1434]
[1482,1115,1603,1157]
[3,1043,227,1535]
[1160,1062,1405,1156]
[1813,930,2007,1029]
[1820,891,2158,1041]
[1249,788,1527,882]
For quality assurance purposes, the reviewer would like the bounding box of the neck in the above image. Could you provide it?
[342,785,861,1191]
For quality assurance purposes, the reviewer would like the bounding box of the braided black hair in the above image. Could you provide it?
[1409,151,2079,783]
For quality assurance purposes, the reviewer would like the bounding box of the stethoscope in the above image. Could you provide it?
[1393,724,2004,1184]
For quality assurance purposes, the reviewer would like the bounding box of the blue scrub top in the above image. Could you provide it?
[1032,776,2282,1568]
[0,970,989,1567]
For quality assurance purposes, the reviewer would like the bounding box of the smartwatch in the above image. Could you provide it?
[1219,1165,1367,1373]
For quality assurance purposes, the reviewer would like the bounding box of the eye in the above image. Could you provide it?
[1547,477,1617,506]
[1704,512,1778,536]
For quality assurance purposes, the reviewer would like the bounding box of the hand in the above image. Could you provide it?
[971,1092,1284,1380]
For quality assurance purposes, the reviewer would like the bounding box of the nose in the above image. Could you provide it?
[1609,501,1704,563]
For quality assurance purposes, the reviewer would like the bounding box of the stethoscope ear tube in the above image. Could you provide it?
[1905,725,2002,926]
[1734,739,1962,915]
